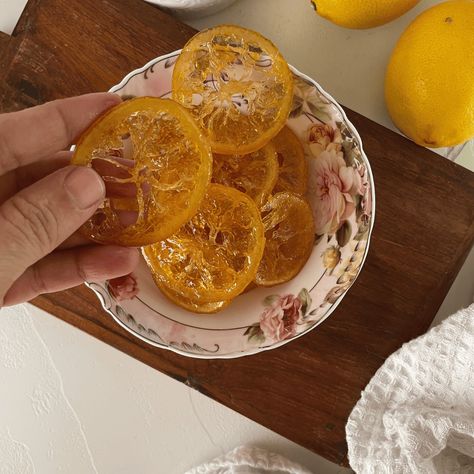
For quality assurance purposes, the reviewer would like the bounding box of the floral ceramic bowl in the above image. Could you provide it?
[87,50,375,359]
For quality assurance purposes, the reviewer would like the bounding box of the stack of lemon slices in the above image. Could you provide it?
[72,25,315,313]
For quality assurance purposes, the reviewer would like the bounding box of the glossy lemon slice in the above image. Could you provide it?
[272,126,308,195]
[172,25,294,154]
[255,192,315,286]
[212,143,278,207]
[157,282,230,314]
[143,184,265,303]
[72,97,212,246]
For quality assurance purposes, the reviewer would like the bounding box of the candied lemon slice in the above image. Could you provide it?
[272,126,308,195]
[212,143,278,207]
[172,25,294,155]
[72,97,212,246]
[143,184,265,303]
[157,283,230,314]
[255,192,315,287]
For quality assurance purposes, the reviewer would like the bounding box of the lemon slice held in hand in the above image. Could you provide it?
[72,97,212,246]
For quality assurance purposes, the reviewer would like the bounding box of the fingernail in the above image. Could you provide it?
[104,93,122,108]
[64,167,105,210]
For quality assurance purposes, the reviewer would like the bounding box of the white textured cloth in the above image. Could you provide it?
[346,303,474,474]
[185,446,312,474]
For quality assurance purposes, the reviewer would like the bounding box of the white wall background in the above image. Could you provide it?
[0,0,473,472]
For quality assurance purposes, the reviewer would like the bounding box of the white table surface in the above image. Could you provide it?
[0,1,473,472]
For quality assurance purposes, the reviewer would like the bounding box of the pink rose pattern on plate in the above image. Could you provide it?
[310,147,359,235]
[245,289,315,344]
[260,294,301,342]
[307,122,342,156]
[107,273,139,301]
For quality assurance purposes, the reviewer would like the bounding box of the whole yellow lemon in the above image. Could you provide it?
[385,0,474,148]
[310,0,420,29]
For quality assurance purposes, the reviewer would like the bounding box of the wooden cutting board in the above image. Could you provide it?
[1,0,473,466]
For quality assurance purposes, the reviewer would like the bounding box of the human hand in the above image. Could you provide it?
[0,93,139,307]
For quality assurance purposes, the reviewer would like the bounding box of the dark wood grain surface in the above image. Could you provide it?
[1,0,473,465]
[0,31,9,57]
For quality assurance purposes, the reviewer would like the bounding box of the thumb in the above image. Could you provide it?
[0,166,105,301]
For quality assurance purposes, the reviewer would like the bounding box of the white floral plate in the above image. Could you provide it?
[86,50,376,359]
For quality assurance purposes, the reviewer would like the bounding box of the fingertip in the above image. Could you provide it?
[64,166,106,210]
[96,91,121,103]
[103,245,140,274]
[86,93,121,131]
[74,92,122,122]
[102,92,122,108]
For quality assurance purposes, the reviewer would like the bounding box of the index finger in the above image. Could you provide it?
[0,93,121,175]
